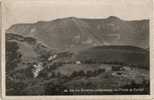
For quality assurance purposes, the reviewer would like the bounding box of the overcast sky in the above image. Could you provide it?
[3,0,153,29]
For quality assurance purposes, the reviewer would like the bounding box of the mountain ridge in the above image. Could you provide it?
[6,16,149,50]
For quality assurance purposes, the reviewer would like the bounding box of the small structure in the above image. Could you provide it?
[121,66,131,71]
[48,54,57,61]
[32,63,44,78]
[100,64,112,72]
[75,61,81,64]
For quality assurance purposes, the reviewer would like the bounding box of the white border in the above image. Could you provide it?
[1,0,154,100]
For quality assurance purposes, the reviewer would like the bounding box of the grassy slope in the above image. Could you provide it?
[76,46,149,67]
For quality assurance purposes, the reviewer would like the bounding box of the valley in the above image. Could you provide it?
[5,16,150,95]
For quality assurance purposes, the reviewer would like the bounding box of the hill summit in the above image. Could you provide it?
[6,16,149,50]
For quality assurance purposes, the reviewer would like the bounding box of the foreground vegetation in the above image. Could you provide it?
[6,34,149,95]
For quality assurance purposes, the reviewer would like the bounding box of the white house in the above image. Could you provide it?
[48,54,57,61]
[75,61,81,64]
[32,63,44,78]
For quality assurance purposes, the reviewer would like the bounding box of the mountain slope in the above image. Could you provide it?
[75,45,149,67]
[6,16,149,50]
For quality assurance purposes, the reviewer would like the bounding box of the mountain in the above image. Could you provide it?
[6,16,149,50]
[5,16,150,95]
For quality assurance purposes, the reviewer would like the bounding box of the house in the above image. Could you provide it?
[48,54,57,61]
[75,61,81,64]
[32,63,44,78]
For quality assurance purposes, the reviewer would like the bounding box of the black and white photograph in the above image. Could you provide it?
[3,0,152,97]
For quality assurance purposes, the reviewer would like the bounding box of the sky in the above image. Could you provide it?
[3,0,153,29]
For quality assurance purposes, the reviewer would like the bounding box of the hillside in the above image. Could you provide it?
[5,16,150,95]
[75,46,149,67]
[6,35,150,95]
[6,16,149,49]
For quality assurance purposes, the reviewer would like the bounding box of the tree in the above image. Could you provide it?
[45,82,67,95]
[6,41,22,72]
[86,70,93,77]
[71,71,79,78]
[78,70,86,77]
